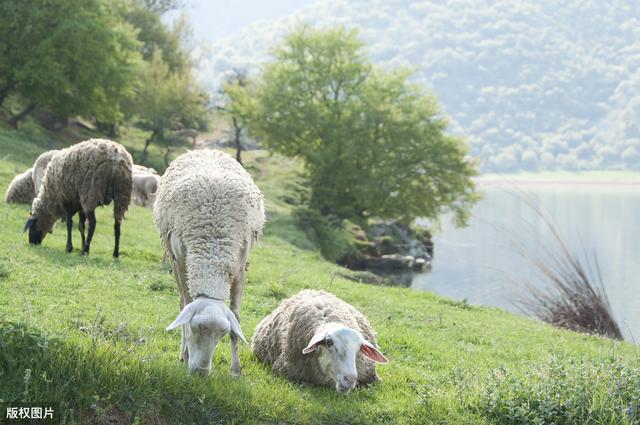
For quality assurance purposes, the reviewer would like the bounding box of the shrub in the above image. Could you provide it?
[292,206,356,262]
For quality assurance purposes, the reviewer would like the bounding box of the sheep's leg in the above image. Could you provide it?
[179,294,189,364]
[78,211,86,248]
[83,211,96,255]
[170,234,190,364]
[229,266,246,377]
[113,219,121,258]
[65,213,73,253]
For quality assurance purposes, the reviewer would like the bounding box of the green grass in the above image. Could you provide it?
[0,126,639,424]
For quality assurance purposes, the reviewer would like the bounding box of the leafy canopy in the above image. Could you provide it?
[0,0,142,122]
[230,26,478,224]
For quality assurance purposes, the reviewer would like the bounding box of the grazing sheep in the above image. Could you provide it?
[132,164,157,175]
[4,168,35,204]
[153,149,265,376]
[32,150,59,193]
[132,172,161,207]
[24,139,133,257]
[252,289,388,393]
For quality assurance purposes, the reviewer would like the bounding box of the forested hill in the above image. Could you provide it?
[198,0,640,172]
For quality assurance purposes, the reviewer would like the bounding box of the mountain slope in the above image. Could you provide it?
[199,0,640,171]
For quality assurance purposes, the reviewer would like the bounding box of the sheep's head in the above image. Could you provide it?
[302,325,388,393]
[24,214,55,245]
[24,198,56,245]
[166,297,246,375]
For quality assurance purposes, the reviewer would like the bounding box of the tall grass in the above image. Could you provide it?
[510,189,623,340]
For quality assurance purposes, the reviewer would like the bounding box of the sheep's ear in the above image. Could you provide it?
[227,310,247,344]
[23,218,36,233]
[302,332,326,354]
[166,303,197,331]
[360,340,388,364]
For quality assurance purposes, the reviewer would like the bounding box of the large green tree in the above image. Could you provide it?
[230,26,478,224]
[0,0,141,126]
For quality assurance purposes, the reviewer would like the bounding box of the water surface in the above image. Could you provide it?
[412,178,640,341]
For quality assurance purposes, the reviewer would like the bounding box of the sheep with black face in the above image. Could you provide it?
[24,139,132,257]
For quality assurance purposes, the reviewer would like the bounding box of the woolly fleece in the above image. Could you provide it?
[153,149,265,300]
[32,150,59,193]
[4,168,35,204]
[252,289,381,388]
[31,139,132,231]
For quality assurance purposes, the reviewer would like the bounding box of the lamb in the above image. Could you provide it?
[153,149,265,376]
[132,172,161,207]
[24,139,133,257]
[252,289,388,393]
[4,168,35,204]
[32,149,59,193]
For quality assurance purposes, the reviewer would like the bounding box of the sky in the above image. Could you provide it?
[172,0,316,43]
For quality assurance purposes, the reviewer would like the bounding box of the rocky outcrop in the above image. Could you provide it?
[339,220,433,275]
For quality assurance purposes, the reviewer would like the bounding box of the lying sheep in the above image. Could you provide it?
[4,168,35,204]
[32,150,59,193]
[153,149,265,376]
[132,172,161,207]
[252,289,388,393]
[24,139,133,257]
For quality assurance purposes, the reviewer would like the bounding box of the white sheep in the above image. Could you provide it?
[24,139,133,257]
[132,172,161,208]
[32,149,59,193]
[132,164,157,175]
[252,289,388,393]
[4,168,35,204]
[153,149,265,376]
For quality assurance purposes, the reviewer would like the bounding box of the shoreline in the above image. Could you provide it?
[475,171,640,187]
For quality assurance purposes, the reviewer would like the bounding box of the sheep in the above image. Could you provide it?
[24,139,133,257]
[153,149,265,376]
[4,168,36,204]
[132,172,161,207]
[252,289,388,393]
[32,150,59,193]
[132,164,157,175]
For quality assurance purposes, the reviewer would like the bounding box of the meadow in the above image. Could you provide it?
[0,125,638,424]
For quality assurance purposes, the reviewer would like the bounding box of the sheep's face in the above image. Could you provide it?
[166,297,247,375]
[24,214,55,245]
[302,326,388,393]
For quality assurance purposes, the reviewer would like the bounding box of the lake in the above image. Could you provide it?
[412,173,640,341]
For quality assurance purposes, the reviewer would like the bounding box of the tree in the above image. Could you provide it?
[229,26,478,225]
[217,69,251,164]
[130,52,207,163]
[124,0,189,73]
[0,0,142,126]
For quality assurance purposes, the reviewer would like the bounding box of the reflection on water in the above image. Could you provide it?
[412,181,640,341]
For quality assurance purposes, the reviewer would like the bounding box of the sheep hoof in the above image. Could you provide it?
[231,371,242,379]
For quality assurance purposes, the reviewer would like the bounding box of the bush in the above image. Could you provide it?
[292,206,356,262]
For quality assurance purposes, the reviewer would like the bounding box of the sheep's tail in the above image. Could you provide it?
[113,157,133,222]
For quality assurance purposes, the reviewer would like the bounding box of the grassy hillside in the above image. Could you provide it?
[0,126,639,424]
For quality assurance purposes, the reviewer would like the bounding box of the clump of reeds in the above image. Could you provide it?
[510,189,623,340]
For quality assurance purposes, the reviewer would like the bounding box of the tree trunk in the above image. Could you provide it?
[232,116,242,165]
[142,129,158,162]
[163,137,172,166]
[164,146,172,166]
[9,103,36,129]
[96,121,118,138]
